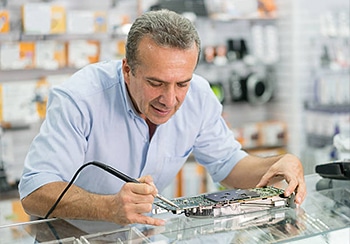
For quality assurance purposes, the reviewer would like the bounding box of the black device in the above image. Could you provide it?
[227,39,248,60]
[315,160,350,180]
[229,70,274,105]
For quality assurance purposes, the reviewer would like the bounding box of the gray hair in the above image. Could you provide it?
[125,9,201,74]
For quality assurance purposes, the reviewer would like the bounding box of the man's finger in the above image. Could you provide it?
[294,181,307,204]
[283,178,298,197]
[256,170,275,187]
[128,182,155,195]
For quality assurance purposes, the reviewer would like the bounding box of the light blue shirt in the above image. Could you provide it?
[19,60,247,199]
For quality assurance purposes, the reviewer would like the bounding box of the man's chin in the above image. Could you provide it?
[148,115,172,125]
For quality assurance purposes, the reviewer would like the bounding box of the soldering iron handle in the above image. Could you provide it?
[93,161,140,183]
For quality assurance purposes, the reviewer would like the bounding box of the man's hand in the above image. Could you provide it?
[256,154,307,205]
[107,175,166,226]
[221,153,307,206]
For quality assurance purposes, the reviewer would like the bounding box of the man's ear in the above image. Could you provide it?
[122,58,131,83]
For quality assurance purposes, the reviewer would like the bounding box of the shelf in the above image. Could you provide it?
[0,68,78,82]
[304,101,350,113]
[307,133,333,148]
[209,13,277,22]
[0,32,125,42]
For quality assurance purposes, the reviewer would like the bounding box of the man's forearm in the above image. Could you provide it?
[21,181,111,221]
[221,154,285,189]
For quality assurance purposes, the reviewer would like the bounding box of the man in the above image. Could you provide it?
[19,10,306,226]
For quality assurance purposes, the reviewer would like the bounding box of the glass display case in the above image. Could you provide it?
[1,174,349,243]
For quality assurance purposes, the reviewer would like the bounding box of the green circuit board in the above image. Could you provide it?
[154,186,287,216]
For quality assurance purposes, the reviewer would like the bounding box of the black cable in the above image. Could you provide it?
[44,161,137,219]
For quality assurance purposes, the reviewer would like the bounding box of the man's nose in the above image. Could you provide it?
[159,86,177,107]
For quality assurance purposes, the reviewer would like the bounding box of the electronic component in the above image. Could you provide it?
[153,186,294,217]
[315,160,350,180]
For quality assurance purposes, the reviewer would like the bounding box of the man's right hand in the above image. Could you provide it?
[106,175,166,226]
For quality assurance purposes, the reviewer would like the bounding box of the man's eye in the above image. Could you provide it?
[148,81,162,87]
[178,83,188,88]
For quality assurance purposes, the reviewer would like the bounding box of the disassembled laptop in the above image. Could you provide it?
[153,186,295,217]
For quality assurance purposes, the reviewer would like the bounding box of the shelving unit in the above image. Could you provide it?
[0,0,136,79]
[0,0,140,191]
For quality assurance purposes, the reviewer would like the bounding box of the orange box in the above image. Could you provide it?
[0,10,10,33]
[94,11,107,33]
[67,40,100,68]
[51,5,66,34]
[35,41,66,69]
[19,42,35,69]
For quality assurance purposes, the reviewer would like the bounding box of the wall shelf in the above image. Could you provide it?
[209,14,277,22]
[0,68,78,82]
[304,101,350,113]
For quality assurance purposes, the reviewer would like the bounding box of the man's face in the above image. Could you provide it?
[122,37,198,125]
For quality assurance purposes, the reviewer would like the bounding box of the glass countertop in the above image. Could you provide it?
[1,174,349,243]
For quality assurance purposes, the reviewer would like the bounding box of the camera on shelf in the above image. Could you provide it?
[228,64,276,105]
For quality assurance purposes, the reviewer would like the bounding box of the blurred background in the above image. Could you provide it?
[0,0,349,223]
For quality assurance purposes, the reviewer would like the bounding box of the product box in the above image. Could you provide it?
[0,80,39,123]
[233,123,260,149]
[67,40,100,68]
[105,39,126,60]
[67,10,108,34]
[94,11,108,33]
[233,120,287,149]
[0,42,35,70]
[257,120,287,147]
[50,5,66,34]
[0,10,10,33]
[67,10,94,34]
[34,77,49,119]
[33,75,68,119]
[22,3,66,34]
[258,0,277,18]
[35,40,67,70]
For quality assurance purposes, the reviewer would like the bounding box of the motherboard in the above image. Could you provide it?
[153,186,295,217]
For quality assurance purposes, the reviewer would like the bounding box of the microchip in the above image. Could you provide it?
[204,189,260,202]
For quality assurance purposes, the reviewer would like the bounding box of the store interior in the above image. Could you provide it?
[0,0,349,227]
